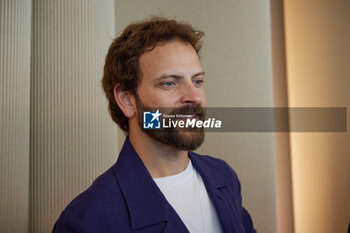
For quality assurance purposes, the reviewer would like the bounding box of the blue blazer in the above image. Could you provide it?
[53,137,256,233]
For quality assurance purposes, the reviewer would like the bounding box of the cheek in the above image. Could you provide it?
[153,95,179,107]
[138,90,177,107]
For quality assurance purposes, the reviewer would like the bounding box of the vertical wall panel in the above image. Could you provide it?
[115,1,277,233]
[284,1,350,233]
[30,1,117,232]
[0,0,31,232]
[270,0,295,232]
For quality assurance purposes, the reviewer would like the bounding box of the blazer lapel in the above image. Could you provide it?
[161,207,190,233]
[112,137,189,233]
[189,152,245,233]
[112,137,169,230]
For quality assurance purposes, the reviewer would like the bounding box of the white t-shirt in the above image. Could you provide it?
[154,159,223,233]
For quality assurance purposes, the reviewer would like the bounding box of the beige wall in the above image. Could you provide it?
[284,1,350,233]
[29,1,117,232]
[0,0,31,232]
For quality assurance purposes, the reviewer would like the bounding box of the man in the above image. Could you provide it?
[53,17,256,233]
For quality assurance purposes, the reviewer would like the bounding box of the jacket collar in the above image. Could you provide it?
[189,152,245,233]
[112,136,169,230]
[188,151,227,189]
[188,152,236,233]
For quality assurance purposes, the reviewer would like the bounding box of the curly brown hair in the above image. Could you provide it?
[101,17,204,132]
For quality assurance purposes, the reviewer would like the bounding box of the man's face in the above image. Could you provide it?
[135,39,206,150]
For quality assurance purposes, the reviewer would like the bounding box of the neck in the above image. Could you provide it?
[128,129,189,179]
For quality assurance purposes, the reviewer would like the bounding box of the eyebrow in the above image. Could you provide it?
[154,71,205,81]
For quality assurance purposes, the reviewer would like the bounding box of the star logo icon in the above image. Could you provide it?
[150,109,162,122]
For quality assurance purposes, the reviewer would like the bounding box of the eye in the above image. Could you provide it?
[194,79,204,86]
[160,80,177,89]
[163,81,174,87]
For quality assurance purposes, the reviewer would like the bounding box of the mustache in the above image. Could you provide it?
[137,102,205,118]
[168,105,205,117]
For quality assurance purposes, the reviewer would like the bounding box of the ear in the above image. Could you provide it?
[113,83,137,118]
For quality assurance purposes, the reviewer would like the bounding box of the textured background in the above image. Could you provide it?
[283,1,350,233]
[0,0,31,232]
[28,0,117,232]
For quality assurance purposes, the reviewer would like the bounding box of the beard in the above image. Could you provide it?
[136,97,205,151]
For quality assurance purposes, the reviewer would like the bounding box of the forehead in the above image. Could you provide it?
[139,39,203,79]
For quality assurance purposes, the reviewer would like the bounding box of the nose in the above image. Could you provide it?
[179,82,204,106]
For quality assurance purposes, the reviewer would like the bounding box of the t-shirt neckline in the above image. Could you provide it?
[153,159,194,188]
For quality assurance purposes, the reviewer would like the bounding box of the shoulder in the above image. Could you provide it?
[65,167,123,213]
[52,167,128,232]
